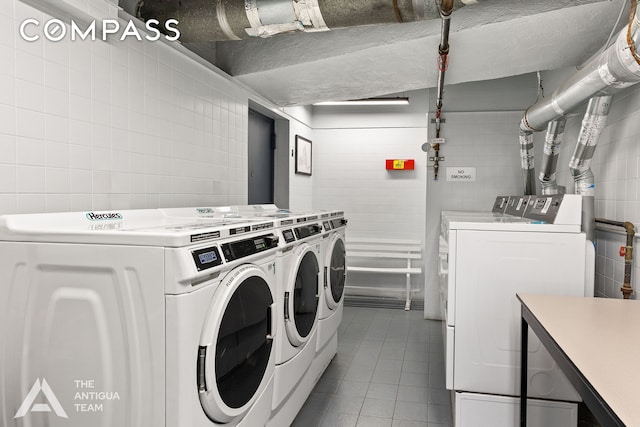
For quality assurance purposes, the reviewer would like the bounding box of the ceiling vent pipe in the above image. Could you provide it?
[538,118,567,195]
[519,0,640,194]
[123,0,470,43]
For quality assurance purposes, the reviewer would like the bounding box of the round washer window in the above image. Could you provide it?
[215,276,273,409]
[293,251,319,337]
[329,238,346,303]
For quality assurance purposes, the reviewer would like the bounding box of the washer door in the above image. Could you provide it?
[285,244,319,346]
[198,264,274,423]
[325,235,346,310]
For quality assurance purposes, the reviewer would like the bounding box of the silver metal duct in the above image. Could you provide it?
[569,95,613,241]
[518,1,640,193]
[519,130,536,195]
[126,0,469,43]
[521,5,640,133]
[538,118,567,195]
[569,95,612,196]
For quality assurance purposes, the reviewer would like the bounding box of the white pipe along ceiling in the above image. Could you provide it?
[118,0,624,106]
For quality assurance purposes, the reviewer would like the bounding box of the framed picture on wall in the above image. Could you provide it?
[295,135,312,176]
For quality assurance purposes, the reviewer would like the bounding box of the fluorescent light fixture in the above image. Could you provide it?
[313,97,409,106]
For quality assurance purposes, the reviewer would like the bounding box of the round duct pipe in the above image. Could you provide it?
[123,0,469,43]
[520,2,640,133]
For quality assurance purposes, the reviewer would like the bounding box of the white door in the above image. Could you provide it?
[198,264,275,423]
[284,244,320,346]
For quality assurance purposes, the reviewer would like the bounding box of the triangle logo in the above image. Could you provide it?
[14,378,69,419]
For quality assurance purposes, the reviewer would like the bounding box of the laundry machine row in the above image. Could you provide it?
[0,209,283,427]
[157,205,347,426]
[265,208,348,427]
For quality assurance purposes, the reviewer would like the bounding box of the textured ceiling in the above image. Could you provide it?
[151,0,626,106]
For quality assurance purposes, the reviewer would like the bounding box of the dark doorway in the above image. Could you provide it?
[248,109,275,204]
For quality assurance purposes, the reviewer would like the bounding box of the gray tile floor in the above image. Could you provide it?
[292,306,451,427]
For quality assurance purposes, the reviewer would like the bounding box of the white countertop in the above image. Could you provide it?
[518,294,640,426]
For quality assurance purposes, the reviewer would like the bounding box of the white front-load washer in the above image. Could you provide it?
[156,205,326,425]
[266,215,324,427]
[308,210,347,387]
[0,209,280,427]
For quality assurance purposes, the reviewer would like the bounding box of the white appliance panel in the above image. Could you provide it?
[455,392,578,427]
[445,232,457,327]
[0,243,165,427]
[453,230,584,400]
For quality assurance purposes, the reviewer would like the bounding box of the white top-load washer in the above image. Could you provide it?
[439,194,595,427]
[0,209,280,427]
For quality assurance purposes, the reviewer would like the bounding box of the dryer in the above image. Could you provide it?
[0,209,280,427]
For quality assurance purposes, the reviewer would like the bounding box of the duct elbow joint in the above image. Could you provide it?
[571,168,595,196]
[519,116,536,134]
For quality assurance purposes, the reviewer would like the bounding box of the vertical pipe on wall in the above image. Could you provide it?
[430,0,455,180]
[568,96,612,196]
[519,130,536,195]
[569,95,613,242]
[538,118,567,195]
[595,218,636,299]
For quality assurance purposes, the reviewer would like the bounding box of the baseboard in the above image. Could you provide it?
[344,295,424,311]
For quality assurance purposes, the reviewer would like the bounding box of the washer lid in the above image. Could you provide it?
[444,215,581,233]
[0,209,276,247]
[198,264,275,423]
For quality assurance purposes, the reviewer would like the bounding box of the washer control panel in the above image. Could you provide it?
[282,229,296,243]
[294,223,322,239]
[523,194,564,223]
[220,233,279,262]
[192,246,223,271]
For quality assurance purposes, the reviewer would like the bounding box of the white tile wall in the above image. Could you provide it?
[0,0,249,214]
[313,127,427,239]
[312,125,427,302]
[548,74,640,299]
[422,111,525,317]
[309,88,530,317]
[289,118,314,211]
